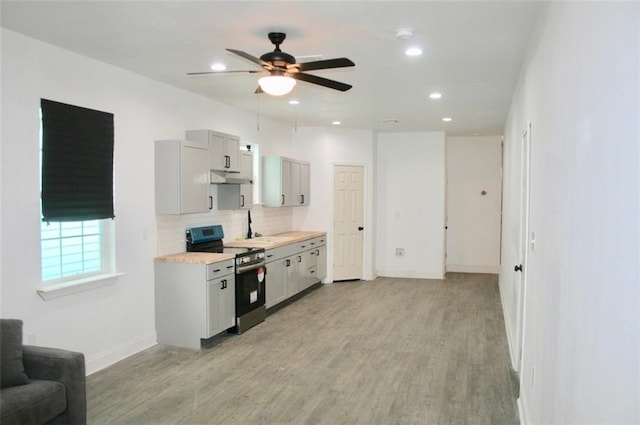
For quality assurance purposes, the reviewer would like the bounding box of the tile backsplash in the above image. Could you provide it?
[156,205,293,256]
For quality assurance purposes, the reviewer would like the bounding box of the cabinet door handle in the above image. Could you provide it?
[213,269,221,273]
[316,249,320,255]
[209,196,213,210]
[281,194,285,205]
[240,194,245,207]
[300,194,304,204]
[226,265,234,270]
[224,155,230,169]
[297,256,302,263]
[286,259,291,267]
[221,279,226,289]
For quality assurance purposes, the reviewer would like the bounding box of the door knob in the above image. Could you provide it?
[358,226,364,231]
[514,264,523,272]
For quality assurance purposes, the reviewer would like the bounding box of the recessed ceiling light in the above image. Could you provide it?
[405,47,423,57]
[332,120,342,126]
[429,92,442,99]
[442,117,452,122]
[288,100,300,105]
[395,28,414,40]
[210,62,227,71]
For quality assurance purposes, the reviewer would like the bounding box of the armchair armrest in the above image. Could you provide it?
[23,345,86,425]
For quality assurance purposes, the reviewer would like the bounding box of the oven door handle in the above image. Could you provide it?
[236,262,266,274]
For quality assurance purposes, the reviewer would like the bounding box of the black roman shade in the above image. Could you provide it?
[41,99,115,222]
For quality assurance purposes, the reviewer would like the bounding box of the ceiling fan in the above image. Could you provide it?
[188,32,355,96]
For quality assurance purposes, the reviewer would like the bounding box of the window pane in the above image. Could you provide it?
[40,219,105,282]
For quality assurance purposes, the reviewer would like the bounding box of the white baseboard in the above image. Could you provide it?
[446,264,500,274]
[498,278,520,371]
[86,331,157,375]
[518,396,530,425]
[376,270,444,280]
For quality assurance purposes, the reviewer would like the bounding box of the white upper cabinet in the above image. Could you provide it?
[238,150,254,181]
[300,161,310,206]
[186,129,240,174]
[217,149,254,210]
[155,139,211,214]
[262,156,310,207]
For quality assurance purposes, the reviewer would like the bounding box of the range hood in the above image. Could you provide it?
[210,170,252,185]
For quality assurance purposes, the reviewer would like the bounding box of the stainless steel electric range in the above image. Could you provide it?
[186,225,266,334]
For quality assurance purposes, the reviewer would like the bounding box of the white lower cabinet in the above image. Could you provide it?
[207,275,235,337]
[155,259,235,349]
[316,245,327,280]
[265,256,288,308]
[264,236,327,309]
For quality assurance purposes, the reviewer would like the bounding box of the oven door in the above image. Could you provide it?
[235,262,266,317]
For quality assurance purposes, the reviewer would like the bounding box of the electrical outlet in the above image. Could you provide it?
[395,248,405,257]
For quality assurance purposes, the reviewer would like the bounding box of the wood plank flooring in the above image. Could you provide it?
[87,274,519,425]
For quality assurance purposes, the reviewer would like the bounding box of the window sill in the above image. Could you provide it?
[36,273,125,300]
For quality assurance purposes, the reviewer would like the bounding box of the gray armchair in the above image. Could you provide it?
[1,319,86,424]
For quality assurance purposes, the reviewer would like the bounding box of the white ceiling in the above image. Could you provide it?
[1,1,543,135]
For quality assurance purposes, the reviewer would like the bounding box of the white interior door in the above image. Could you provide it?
[515,122,532,371]
[333,165,364,281]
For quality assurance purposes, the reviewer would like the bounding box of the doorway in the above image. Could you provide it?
[333,165,364,281]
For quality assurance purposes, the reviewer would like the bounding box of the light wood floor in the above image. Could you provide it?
[87,274,519,425]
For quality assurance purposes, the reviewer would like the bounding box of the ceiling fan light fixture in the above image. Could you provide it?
[258,75,296,96]
[210,62,227,71]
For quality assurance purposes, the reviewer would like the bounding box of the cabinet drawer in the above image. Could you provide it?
[305,236,326,249]
[206,259,235,280]
[265,244,297,262]
[296,240,312,252]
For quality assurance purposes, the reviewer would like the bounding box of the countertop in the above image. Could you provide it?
[154,252,235,265]
[224,231,326,249]
[154,231,326,265]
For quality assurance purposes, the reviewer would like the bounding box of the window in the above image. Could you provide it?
[39,99,115,287]
[40,219,113,282]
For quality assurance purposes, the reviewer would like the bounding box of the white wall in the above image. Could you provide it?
[499,3,639,424]
[446,136,502,273]
[376,132,446,279]
[0,29,293,373]
[290,126,375,282]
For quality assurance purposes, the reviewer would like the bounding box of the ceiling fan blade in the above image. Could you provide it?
[226,48,273,70]
[295,58,355,72]
[292,72,352,92]
[254,85,264,94]
[187,70,262,76]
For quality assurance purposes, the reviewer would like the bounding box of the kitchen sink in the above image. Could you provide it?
[248,236,293,243]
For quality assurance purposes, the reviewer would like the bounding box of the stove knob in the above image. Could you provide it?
[257,252,265,259]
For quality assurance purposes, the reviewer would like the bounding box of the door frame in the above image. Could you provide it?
[515,121,532,372]
[330,162,369,282]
